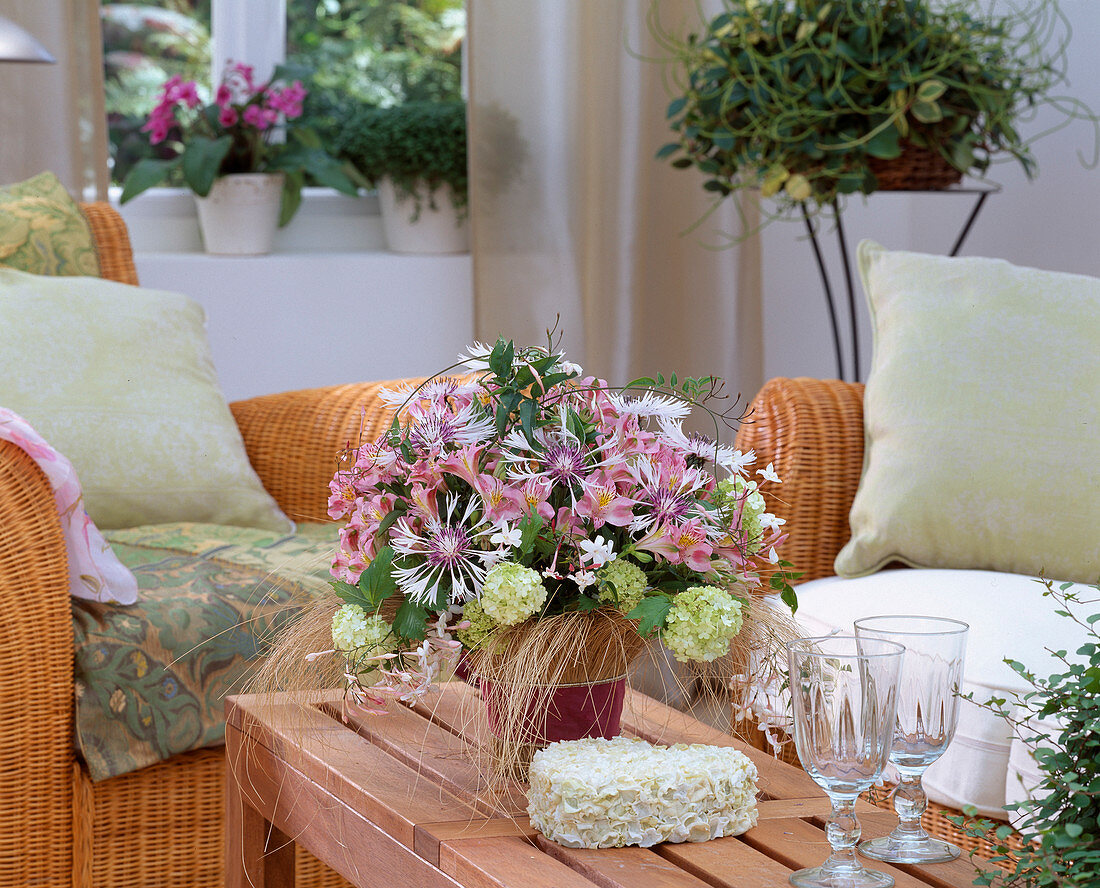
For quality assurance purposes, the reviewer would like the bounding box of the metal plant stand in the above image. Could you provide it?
[803,183,1000,382]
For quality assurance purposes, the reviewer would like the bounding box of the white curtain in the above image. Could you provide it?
[0,0,109,198]
[468,0,763,399]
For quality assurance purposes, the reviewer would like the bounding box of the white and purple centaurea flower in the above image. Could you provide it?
[390,495,501,605]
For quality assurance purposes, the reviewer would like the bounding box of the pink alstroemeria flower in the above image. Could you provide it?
[576,473,636,529]
[475,475,525,523]
[664,519,715,572]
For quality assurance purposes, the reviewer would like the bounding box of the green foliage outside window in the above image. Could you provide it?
[102,0,465,187]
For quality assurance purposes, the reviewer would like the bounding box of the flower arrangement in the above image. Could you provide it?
[653,0,1096,218]
[319,338,796,726]
[119,62,360,225]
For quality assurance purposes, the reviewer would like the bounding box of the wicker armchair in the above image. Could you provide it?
[732,377,1011,860]
[0,203,410,887]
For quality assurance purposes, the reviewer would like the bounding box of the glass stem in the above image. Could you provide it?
[825,796,861,871]
[893,771,929,839]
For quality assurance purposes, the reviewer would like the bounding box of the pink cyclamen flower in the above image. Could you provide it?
[215,84,233,108]
[219,106,239,128]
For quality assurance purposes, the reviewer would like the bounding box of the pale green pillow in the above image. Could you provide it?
[0,268,292,532]
[835,241,1099,584]
[0,172,100,276]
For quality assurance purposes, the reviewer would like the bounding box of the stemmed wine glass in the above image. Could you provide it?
[854,615,969,864]
[787,634,905,888]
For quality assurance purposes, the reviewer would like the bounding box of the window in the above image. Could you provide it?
[101,0,465,186]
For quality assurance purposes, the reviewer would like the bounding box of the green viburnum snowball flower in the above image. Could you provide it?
[596,559,648,614]
[331,604,392,654]
[716,475,768,555]
[661,585,744,663]
[480,561,548,626]
[456,599,496,650]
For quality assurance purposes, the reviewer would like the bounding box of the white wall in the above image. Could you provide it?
[119,191,474,402]
[759,0,1100,383]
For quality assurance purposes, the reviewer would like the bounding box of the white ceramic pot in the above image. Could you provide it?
[194,172,285,256]
[377,178,470,254]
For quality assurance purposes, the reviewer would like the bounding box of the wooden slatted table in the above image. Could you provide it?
[225,684,984,888]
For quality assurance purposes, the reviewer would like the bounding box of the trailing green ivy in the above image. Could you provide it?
[652,0,1097,217]
[952,577,1100,886]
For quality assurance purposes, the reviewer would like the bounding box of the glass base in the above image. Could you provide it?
[859,833,961,864]
[790,863,895,888]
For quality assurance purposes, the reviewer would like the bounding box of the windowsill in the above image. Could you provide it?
[111,185,391,254]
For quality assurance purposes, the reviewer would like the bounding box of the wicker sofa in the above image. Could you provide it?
[0,203,407,887]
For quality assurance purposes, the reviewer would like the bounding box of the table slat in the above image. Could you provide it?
[654,836,796,888]
[229,697,478,848]
[536,837,716,888]
[440,836,599,888]
[227,720,463,888]
[415,817,538,867]
[740,817,937,888]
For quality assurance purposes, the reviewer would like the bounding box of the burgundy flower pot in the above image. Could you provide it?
[481,675,627,744]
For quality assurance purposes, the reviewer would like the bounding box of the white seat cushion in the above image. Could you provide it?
[792,568,1088,819]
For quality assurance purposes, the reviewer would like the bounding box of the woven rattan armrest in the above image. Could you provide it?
[733,377,865,582]
[230,378,426,524]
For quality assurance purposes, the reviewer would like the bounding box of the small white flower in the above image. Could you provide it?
[578,535,617,567]
[756,462,781,484]
[570,570,596,591]
[766,546,779,564]
[490,521,523,549]
[760,512,786,530]
[725,448,755,475]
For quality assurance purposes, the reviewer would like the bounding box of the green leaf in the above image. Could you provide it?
[666,96,688,119]
[356,546,399,609]
[180,136,232,196]
[865,126,902,160]
[120,157,180,203]
[332,579,370,609]
[279,169,304,227]
[656,143,680,160]
[916,79,947,102]
[518,511,543,558]
[628,594,674,638]
[375,505,408,541]
[912,100,944,124]
[575,595,602,613]
[520,398,537,446]
[392,599,429,642]
[1065,822,1084,838]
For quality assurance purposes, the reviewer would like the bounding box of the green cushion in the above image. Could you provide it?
[73,522,337,780]
[0,267,292,532]
[835,241,1100,585]
[0,171,100,276]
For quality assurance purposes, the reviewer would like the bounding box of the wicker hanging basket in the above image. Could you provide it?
[868,142,963,191]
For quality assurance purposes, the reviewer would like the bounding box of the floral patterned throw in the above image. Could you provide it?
[72,522,336,781]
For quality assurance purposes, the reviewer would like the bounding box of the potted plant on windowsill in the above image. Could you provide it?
[120,62,361,255]
[336,99,469,254]
[652,0,1096,222]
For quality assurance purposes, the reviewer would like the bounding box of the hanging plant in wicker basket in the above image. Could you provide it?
[252,338,799,785]
[652,0,1097,218]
